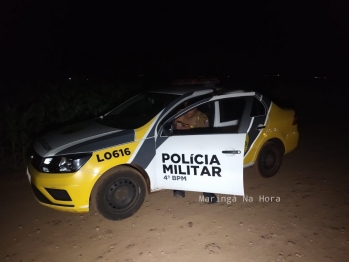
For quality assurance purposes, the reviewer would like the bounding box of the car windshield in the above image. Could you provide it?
[95,92,180,129]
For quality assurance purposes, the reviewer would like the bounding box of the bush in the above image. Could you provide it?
[0,79,142,170]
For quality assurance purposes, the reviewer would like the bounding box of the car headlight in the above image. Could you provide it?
[40,153,92,173]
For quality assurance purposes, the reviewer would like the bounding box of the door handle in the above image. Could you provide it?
[256,124,265,131]
[222,150,241,154]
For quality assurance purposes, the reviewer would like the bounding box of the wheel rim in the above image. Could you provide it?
[261,147,279,173]
[264,149,276,170]
[105,178,137,212]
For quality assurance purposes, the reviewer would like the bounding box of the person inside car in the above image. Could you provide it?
[175,103,209,130]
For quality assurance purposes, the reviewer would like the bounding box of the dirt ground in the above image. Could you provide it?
[1,122,348,262]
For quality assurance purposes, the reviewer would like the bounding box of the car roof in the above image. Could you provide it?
[150,85,214,95]
[150,85,251,96]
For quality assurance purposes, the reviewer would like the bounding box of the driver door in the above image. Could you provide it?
[155,96,252,195]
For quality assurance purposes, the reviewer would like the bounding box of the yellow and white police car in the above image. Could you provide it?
[27,85,299,220]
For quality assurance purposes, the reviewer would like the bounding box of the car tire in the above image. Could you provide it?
[254,141,283,178]
[91,166,147,220]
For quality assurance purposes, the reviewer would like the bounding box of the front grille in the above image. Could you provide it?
[31,150,43,171]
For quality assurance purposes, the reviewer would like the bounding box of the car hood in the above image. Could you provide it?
[33,119,135,157]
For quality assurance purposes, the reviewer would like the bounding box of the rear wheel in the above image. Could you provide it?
[254,141,283,178]
[91,166,146,220]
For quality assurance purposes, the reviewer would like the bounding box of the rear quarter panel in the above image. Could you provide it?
[265,102,299,154]
[243,102,299,166]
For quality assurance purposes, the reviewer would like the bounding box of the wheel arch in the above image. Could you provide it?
[127,164,151,194]
[90,164,151,201]
[267,137,285,155]
[248,136,286,165]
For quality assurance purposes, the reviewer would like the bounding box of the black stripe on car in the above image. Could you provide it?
[57,130,135,155]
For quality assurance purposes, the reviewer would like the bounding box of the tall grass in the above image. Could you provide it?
[0,79,142,171]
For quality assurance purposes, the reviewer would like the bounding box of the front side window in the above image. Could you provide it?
[174,101,214,130]
[160,100,215,136]
[96,92,179,129]
[157,94,213,130]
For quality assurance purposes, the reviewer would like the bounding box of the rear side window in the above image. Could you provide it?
[250,97,266,117]
[219,97,246,122]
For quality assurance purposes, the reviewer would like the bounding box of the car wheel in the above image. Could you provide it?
[254,141,283,178]
[91,166,147,220]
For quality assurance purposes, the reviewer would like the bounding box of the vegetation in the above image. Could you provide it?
[0,79,142,171]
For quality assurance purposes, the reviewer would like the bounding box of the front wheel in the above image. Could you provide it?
[254,141,283,178]
[91,166,147,220]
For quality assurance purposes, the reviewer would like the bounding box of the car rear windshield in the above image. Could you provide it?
[95,92,180,129]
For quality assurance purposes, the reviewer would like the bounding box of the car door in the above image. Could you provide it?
[155,94,253,195]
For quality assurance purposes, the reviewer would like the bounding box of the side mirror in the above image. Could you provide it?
[162,122,174,136]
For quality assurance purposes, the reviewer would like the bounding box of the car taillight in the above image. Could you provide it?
[292,115,298,125]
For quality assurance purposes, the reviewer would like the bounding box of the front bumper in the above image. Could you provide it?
[27,163,97,213]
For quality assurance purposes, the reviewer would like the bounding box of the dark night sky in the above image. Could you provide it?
[1,0,348,81]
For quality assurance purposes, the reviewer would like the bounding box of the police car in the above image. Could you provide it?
[27,84,299,220]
